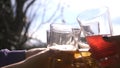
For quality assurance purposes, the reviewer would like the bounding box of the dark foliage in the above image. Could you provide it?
[0,0,35,50]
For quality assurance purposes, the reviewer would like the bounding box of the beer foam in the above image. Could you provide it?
[51,23,72,33]
[49,45,77,51]
[79,48,89,51]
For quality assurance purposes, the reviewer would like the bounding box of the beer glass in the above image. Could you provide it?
[47,23,96,68]
[77,7,120,67]
[77,7,113,43]
[47,23,75,68]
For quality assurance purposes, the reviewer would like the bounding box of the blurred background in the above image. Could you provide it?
[0,0,120,50]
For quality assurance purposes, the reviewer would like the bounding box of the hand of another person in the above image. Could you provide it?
[1,48,61,68]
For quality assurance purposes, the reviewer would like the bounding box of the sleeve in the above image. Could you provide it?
[0,49,26,67]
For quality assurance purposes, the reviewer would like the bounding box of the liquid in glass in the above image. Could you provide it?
[86,35,120,67]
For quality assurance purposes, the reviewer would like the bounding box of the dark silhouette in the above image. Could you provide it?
[0,0,35,50]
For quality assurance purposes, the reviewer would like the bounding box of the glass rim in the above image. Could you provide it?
[77,6,109,21]
[50,23,72,33]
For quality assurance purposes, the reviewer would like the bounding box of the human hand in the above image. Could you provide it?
[2,48,75,68]
[1,48,59,68]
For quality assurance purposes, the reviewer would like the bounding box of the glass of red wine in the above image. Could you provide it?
[77,7,120,68]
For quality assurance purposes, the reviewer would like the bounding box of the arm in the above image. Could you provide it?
[0,49,26,67]
[0,48,46,67]
[1,49,53,68]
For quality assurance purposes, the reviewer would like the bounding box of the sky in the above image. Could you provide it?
[24,0,120,43]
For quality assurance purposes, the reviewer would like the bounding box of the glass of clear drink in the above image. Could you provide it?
[77,7,120,68]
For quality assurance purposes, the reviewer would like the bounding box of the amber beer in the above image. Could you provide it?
[48,45,97,68]
[48,45,77,68]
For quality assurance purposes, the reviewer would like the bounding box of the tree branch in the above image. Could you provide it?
[24,0,35,14]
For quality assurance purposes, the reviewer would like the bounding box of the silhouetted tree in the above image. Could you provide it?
[0,0,67,50]
[0,0,35,50]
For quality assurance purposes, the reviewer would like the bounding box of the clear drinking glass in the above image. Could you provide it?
[47,23,73,47]
[47,23,95,68]
[77,7,120,67]
[77,6,113,39]
[47,23,76,68]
